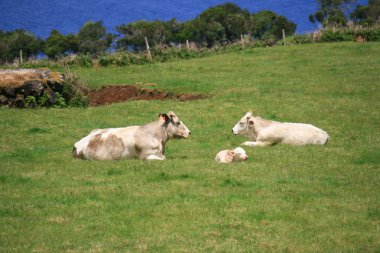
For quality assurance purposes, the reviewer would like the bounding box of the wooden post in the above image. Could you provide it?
[19,50,23,65]
[186,40,190,50]
[144,37,152,61]
[241,34,245,49]
[282,29,286,46]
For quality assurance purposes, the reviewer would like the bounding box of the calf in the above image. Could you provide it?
[232,112,329,147]
[73,111,191,160]
[215,147,248,163]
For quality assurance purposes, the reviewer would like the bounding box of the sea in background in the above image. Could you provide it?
[0,0,368,39]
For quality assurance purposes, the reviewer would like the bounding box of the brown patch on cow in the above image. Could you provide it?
[84,85,206,106]
[134,143,142,156]
[87,133,125,160]
[87,134,102,150]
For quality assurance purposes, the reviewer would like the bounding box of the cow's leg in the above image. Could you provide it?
[146,154,166,160]
[241,141,272,147]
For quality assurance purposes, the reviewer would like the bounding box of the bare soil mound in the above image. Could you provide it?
[85,85,206,106]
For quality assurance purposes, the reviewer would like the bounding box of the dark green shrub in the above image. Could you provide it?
[286,35,314,44]
[319,24,380,42]
[24,96,37,108]
[61,70,88,108]
[37,92,49,107]
[320,28,354,42]
[53,92,66,108]
[75,54,93,67]
[360,27,380,41]
[117,54,130,66]
[98,55,114,66]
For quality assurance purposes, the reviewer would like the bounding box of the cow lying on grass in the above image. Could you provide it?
[73,111,191,160]
[232,112,329,147]
[215,147,248,163]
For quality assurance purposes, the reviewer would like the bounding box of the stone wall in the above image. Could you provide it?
[0,69,65,108]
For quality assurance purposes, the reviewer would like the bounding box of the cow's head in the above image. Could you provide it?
[231,147,248,162]
[232,112,254,137]
[160,111,191,139]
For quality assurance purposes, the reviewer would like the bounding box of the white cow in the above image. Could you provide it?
[72,111,191,160]
[232,112,329,147]
[215,147,248,163]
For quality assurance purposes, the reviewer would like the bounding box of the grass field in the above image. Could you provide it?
[1,42,379,252]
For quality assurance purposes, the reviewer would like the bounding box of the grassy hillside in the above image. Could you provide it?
[1,42,379,252]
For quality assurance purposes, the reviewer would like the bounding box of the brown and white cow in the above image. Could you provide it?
[232,112,329,147]
[72,111,191,160]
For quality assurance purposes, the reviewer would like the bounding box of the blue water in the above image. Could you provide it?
[0,0,368,39]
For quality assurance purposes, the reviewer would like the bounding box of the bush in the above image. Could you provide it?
[53,92,66,108]
[61,70,88,108]
[98,55,115,66]
[286,34,314,44]
[24,96,37,108]
[320,28,354,42]
[318,23,380,42]
[98,53,133,67]
[74,54,93,67]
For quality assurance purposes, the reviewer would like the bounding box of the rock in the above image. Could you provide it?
[15,94,24,108]
[43,85,56,105]
[2,87,16,97]
[0,95,8,105]
[0,69,65,108]
[23,80,45,97]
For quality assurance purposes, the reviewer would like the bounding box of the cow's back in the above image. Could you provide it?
[73,126,139,160]
[260,123,329,145]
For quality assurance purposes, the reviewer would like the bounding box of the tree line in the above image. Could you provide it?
[310,0,380,26]
[1,1,379,64]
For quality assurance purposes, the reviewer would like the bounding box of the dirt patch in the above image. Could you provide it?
[85,85,206,106]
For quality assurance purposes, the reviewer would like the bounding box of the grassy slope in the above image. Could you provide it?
[1,42,379,252]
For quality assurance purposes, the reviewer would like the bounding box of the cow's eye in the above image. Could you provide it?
[239,122,245,126]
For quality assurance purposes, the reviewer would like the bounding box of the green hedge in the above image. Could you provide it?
[4,24,380,69]
[286,24,380,44]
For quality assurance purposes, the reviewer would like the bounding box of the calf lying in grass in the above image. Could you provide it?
[215,147,248,163]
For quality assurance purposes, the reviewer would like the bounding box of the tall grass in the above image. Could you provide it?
[1,42,379,252]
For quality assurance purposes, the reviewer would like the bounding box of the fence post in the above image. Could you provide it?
[144,37,152,61]
[282,29,286,46]
[186,40,190,50]
[19,50,23,65]
[241,34,245,49]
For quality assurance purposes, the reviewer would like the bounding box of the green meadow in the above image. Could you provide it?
[1,42,379,252]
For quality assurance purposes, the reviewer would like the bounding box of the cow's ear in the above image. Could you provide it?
[159,113,170,122]
[248,120,254,125]
[162,113,170,122]
[228,150,235,156]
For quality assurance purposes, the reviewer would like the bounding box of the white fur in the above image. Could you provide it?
[73,112,190,160]
[215,147,248,163]
[232,112,329,147]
